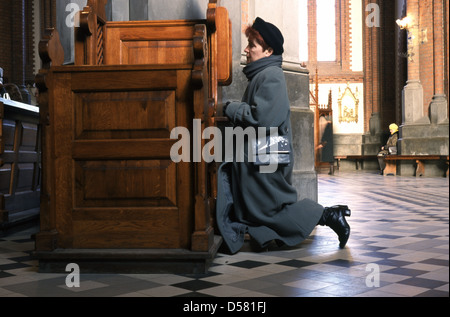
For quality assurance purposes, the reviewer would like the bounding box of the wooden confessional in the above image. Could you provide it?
[33,0,232,274]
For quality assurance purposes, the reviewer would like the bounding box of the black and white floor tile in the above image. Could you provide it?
[0,171,448,298]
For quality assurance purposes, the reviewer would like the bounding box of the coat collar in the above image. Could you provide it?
[243,55,282,80]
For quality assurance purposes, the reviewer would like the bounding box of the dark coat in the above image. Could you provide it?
[320,122,334,163]
[378,132,399,156]
[216,56,323,254]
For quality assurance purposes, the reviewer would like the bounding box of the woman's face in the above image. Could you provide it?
[244,38,273,64]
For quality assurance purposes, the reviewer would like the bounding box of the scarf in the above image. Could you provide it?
[243,55,283,80]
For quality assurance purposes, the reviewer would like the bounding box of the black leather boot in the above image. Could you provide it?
[318,205,351,248]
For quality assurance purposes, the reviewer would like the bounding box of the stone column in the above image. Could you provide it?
[401,0,429,126]
[110,0,129,21]
[429,0,448,125]
[398,0,449,175]
[288,71,317,202]
[129,0,148,21]
[399,0,429,161]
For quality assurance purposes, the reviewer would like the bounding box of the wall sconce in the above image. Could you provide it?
[396,16,427,62]
[396,16,411,30]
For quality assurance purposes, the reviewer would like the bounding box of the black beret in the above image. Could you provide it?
[252,17,284,55]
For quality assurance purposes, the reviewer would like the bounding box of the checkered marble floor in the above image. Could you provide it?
[0,171,448,298]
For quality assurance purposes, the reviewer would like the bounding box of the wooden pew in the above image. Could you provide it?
[0,98,41,235]
[34,0,232,273]
[334,155,378,171]
[383,155,449,177]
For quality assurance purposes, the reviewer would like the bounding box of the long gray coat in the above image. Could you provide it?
[216,56,323,254]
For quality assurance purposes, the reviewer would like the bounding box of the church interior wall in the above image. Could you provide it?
[1,0,448,175]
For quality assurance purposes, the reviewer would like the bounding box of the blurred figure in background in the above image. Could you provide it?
[378,123,399,175]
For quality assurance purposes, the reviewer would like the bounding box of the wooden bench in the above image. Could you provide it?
[1,97,41,235]
[335,155,378,171]
[383,155,449,177]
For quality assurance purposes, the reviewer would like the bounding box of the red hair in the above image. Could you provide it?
[245,26,270,51]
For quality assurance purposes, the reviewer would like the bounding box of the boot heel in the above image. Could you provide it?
[321,206,351,249]
[330,205,351,217]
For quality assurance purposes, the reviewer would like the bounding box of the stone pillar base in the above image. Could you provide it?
[290,107,317,202]
[429,94,449,124]
[399,123,449,155]
[398,122,449,177]
[292,171,318,202]
[403,80,430,124]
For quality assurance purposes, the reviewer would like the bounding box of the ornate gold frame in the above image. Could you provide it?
[338,83,359,123]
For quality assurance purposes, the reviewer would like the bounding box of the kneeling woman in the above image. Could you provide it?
[216,18,351,254]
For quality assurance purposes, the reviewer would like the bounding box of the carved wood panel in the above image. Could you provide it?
[104,22,198,65]
[74,90,176,139]
[43,66,194,249]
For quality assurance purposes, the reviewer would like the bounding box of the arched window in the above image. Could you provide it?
[316,0,336,61]
[298,0,309,62]
[299,0,338,63]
